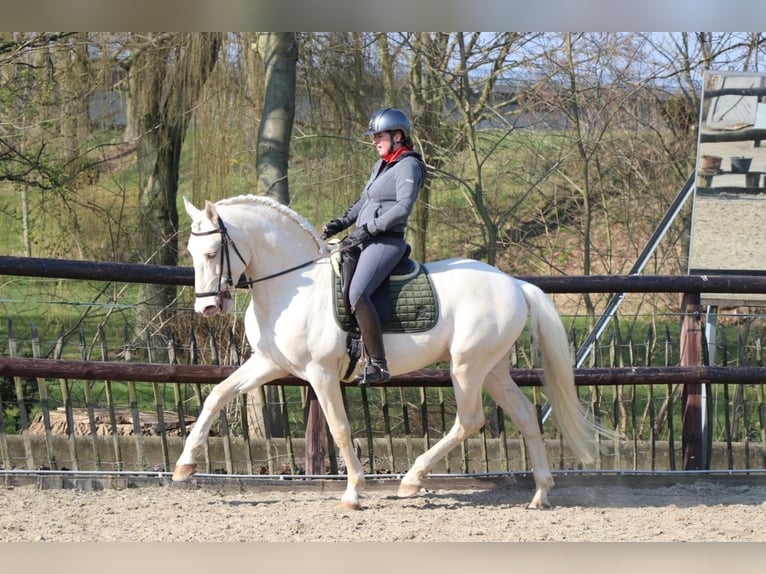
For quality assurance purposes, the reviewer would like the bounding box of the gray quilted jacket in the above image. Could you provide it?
[338,151,427,236]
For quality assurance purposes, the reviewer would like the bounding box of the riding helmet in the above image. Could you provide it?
[364,108,412,138]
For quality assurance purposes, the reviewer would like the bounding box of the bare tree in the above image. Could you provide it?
[243,33,299,439]
[255,33,297,204]
[395,32,543,266]
[0,32,96,258]
[129,33,221,335]
[406,32,450,261]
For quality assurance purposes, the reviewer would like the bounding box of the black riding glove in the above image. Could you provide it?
[345,224,372,246]
[321,218,345,240]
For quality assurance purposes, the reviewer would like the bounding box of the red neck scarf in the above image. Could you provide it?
[382,145,411,164]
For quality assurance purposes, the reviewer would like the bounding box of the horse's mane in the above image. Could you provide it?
[216,194,325,251]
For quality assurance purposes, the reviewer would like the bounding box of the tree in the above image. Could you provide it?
[406,33,449,262]
[243,33,299,441]
[130,33,221,336]
[255,33,297,204]
[397,32,542,266]
[0,32,129,264]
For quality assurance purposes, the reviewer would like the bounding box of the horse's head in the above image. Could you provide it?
[184,196,245,316]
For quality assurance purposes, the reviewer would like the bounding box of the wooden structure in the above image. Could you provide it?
[3,255,766,475]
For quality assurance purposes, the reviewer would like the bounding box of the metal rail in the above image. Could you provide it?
[573,172,697,369]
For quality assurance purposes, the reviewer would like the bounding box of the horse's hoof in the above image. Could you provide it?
[397,482,421,498]
[338,499,363,511]
[172,464,197,482]
[526,498,552,510]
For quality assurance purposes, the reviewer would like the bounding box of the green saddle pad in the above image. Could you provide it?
[332,261,439,333]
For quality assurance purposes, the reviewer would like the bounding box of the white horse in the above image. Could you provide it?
[173,194,605,509]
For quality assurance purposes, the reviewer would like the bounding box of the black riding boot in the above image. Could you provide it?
[353,294,391,387]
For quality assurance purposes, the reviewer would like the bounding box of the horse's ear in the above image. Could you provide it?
[203,200,219,225]
[183,196,200,219]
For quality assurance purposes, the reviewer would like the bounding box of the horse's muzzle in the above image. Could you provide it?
[195,290,232,316]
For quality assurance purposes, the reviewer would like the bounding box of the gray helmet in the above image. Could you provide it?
[364,107,411,138]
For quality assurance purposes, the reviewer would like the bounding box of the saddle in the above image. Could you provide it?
[331,245,439,334]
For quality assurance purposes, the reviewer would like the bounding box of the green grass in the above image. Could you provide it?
[0,276,145,358]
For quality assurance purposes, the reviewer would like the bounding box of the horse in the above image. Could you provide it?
[172,194,607,509]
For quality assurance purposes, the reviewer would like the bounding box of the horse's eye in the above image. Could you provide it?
[206,250,217,259]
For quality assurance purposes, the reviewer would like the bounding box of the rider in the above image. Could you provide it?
[321,107,427,386]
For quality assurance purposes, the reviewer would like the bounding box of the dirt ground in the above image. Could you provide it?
[2,474,766,543]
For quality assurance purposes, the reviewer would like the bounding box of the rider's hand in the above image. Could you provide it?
[321,218,345,240]
[346,224,372,246]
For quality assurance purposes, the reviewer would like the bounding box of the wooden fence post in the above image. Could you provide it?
[304,387,326,475]
[680,291,705,470]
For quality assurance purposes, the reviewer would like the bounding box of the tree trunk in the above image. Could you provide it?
[52,32,90,165]
[408,33,446,263]
[377,33,397,104]
[256,32,297,204]
[132,33,221,339]
[20,184,31,257]
[248,33,298,438]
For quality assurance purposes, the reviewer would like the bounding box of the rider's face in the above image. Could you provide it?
[371,131,399,157]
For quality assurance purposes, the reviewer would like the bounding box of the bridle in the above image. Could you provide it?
[190,216,332,300]
[190,217,247,300]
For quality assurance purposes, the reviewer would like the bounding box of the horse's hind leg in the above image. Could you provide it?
[484,364,554,509]
[398,361,487,498]
[173,355,282,481]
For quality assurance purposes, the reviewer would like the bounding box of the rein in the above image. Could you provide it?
[190,216,338,299]
[240,256,326,286]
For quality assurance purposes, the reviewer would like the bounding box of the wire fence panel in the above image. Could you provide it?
[3,260,766,475]
[3,316,766,475]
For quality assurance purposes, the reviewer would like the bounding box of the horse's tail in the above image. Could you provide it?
[520,281,610,465]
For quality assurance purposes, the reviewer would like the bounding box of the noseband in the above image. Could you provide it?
[190,216,332,301]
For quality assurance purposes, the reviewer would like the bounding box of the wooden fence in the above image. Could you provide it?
[2,255,766,476]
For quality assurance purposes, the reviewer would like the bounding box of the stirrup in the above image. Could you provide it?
[357,360,391,387]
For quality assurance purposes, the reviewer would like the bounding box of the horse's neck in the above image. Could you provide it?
[228,204,330,332]
[224,202,325,282]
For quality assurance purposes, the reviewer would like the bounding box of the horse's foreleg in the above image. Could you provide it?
[173,357,280,482]
[484,369,554,509]
[171,386,229,481]
[308,373,366,510]
[398,372,486,498]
